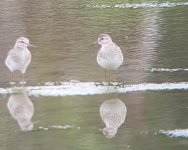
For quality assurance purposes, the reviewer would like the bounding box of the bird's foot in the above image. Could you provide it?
[20,81,26,86]
[9,81,16,85]
[102,81,109,86]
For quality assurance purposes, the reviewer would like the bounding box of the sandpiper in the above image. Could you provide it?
[5,37,34,85]
[96,33,124,82]
[7,92,34,131]
[100,98,127,138]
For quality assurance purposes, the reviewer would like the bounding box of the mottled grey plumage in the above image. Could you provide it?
[5,37,33,83]
[100,98,127,138]
[96,34,123,82]
[7,92,34,131]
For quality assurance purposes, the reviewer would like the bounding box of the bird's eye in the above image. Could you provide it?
[101,37,104,40]
[20,41,24,43]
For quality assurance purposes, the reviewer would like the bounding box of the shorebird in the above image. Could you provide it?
[100,98,127,138]
[5,37,34,85]
[7,92,34,131]
[96,33,124,82]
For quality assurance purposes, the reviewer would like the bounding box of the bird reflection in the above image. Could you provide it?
[7,91,34,131]
[100,98,127,138]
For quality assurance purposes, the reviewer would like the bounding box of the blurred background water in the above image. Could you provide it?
[0,0,188,150]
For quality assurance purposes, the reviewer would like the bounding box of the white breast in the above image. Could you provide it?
[97,44,124,70]
[7,93,34,131]
[5,48,31,74]
[100,98,127,129]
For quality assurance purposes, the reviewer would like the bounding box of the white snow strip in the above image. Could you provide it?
[160,129,188,138]
[83,2,188,9]
[0,81,188,97]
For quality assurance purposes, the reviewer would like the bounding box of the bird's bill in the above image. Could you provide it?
[32,120,40,125]
[89,41,97,46]
[28,43,35,48]
[25,120,39,129]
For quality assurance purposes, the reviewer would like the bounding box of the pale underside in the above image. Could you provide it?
[100,99,127,128]
[5,48,31,74]
[7,94,34,121]
[7,94,34,131]
[97,43,124,70]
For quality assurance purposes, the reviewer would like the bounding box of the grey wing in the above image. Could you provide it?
[5,49,20,68]
[115,45,124,63]
[111,44,124,61]
[23,50,31,67]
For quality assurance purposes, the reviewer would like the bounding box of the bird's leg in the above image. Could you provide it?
[114,70,117,82]
[113,70,119,95]
[9,72,16,85]
[11,72,13,82]
[112,70,118,85]
[22,74,25,82]
[104,69,108,85]
[21,73,25,87]
[111,71,115,81]
[105,69,107,81]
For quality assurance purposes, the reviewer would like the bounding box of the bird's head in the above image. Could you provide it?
[15,37,34,49]
[97,33,112,45]
[18,119,34,131]
[103,126,117,138]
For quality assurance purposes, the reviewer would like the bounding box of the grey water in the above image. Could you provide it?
[0,0,188,150]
